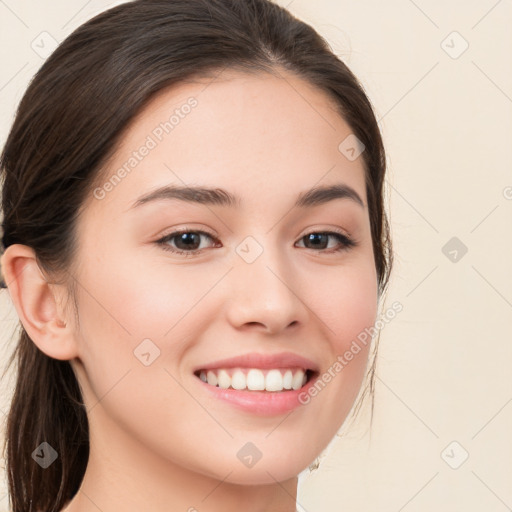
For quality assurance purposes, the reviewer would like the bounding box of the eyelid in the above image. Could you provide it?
[157,225,217,239]
[298,225,352,240]
[157,224,353,241]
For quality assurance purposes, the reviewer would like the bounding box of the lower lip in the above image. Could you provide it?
[194,373,318,416]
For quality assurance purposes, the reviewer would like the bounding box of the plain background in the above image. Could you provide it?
[0,1,511,510]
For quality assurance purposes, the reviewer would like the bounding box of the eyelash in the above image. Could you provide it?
[155,227,357,257]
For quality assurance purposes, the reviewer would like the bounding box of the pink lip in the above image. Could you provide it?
[192,351,320,373]
[194,372,319,416]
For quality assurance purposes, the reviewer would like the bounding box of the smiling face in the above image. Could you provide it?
[67,68,378,486]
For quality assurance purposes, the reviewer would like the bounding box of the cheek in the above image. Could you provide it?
[71,258,222,469]
[304,260,378,412]
[313,260,378,351]
[76,247,218,340]
[72,252,224,401]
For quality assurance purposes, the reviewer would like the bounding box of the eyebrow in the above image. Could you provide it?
[130,183,365,210]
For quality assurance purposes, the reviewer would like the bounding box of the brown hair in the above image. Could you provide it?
[0,0,392,510]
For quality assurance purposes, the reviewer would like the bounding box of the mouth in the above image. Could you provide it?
[193,367,318,393]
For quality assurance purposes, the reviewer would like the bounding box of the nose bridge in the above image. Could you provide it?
[226,233,305,331]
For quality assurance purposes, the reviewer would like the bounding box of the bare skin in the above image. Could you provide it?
[2,67,378,511]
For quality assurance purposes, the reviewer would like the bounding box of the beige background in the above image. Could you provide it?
[1,0,511,510]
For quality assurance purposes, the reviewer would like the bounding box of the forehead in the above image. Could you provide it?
[85,68,367,216]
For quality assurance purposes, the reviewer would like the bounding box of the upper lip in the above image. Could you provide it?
[193,351,320,373]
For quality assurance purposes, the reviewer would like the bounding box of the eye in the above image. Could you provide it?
[155,228,219,257]
[295,231,357,253]
[155,228,357,257]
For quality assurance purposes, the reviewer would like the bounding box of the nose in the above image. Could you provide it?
[224,242,308,335]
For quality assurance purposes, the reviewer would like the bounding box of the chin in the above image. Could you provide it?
[204,450,315,486]
[219,465,302,486]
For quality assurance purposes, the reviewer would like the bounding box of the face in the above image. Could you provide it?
[68,68,378,485]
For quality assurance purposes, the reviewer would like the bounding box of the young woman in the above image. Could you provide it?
[0,0,392,510]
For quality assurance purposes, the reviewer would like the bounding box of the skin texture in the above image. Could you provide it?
[2,68,378,512]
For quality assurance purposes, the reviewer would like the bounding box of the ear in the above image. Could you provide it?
[0,244,79,361]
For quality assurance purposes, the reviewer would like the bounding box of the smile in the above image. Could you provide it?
[194,367,315,392]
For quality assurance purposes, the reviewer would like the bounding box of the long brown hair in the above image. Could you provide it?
[0,0,392,510]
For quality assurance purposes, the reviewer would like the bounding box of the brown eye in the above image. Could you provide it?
[296,231,356,252]
[156,230,218,256]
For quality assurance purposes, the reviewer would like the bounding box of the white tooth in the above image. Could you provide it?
[246,369,265,390]
[206,370,218,386]
[231,370,247,390]
[302,372,307,386]
[265,369,284,391]
[291,369,305,390]
[217,369,231,389]
[199,371,207,382]
[283,370,293,389]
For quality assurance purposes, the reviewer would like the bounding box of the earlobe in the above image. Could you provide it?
[0,244,78,361]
